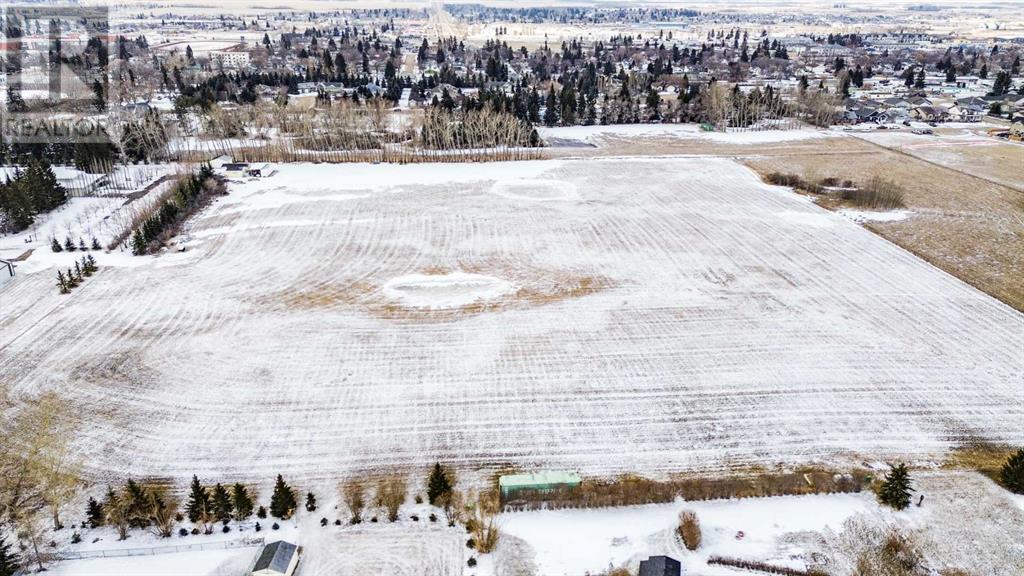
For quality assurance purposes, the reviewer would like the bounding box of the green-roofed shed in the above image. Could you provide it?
[499,471,582,500]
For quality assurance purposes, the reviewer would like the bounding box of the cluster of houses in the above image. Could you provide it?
[842,93,1023,125]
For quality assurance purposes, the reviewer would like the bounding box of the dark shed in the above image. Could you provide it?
[638,555,682,576]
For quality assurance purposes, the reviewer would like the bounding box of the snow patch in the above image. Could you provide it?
[839,209,912,223]
[382,272,515,309]
[491,179,578,202]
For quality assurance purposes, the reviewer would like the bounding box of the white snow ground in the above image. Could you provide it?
[0,157,1022,483]
[498,492,873,576]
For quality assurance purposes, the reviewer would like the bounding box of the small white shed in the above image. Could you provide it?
[251,540,299,576]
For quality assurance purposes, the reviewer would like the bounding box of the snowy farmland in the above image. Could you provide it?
[0,157,1022,483]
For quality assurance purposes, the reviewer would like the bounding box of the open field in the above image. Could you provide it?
[0,157,1022,485]
[743,133,1024,312]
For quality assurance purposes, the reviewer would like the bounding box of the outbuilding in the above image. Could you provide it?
[639,555,682,576]
[251,540,299,576]
[498,471,582,501]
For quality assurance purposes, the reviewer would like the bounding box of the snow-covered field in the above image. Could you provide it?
[0,157,1022,483]
[539,123,841,147]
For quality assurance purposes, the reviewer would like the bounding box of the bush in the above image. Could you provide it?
[71,532,81,544]
[678,510,701,551]
[467,557,477,567]
[429,513,437,523]
[999,448,1024,494]
[255,522,261,532]
[257,506,267,519]
[222,525,230,533]
[272,522,279,530]
[466,538,476,549]
[320,518,328,527]
[178,528,188,537]
[841,176,906,209]
[411,514,419,522]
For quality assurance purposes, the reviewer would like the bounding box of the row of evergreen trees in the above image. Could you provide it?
[131,165,215,255]
[0,159,67,234]
[56,256,98,294]
[51,235,102,253]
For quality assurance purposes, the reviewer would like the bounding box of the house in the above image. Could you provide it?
[498,471,582,501]
[251,541,299,576]
[639,555,682,576]
[911,105,947,122]
[947,104,984,122]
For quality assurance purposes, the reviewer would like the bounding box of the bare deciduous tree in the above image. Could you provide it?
[374,476,407,523]
[341,478,366,524]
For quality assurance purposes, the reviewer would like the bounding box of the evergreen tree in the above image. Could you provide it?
[1000,448,1024,494]
[87,496,105,527]
[131,229,147,255]
[212,483,233,524]
[646,87,661,121]
[231,484,254,519]
[878,463,914,510]
[914,68,926,89]
[57,270,69,294]
[269,475,297,519]
[91,236,101,250]
[543,89,559,126]
[186,476,211,523]
[124,479,150,528]
[305,492,317,512]
[427,463,452,506]
[51,237,63,252]
[0,526,19,576]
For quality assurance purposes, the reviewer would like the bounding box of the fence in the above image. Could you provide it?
[59,536,264,560]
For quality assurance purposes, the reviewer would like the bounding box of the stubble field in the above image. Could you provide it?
[0,157,1022,484]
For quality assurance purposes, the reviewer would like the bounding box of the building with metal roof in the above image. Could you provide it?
[251,540,299,576]
[639,555,682,576]
[498,471,582,500]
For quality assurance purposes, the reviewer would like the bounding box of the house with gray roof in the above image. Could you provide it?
[252,540,299,576]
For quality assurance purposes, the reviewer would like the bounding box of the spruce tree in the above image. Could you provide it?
[269,475,296,519]
[427,463,452,506]
[0,526,19,576]
[57,270,69,294]
[91,236,101,250]
[131,229,147,255]
[231,484,254,519]
[305,492,317,512]
[878,463,914,510]
[186,476,211,523]
[1000,448,1024,494]
[87,496,105,527]
[212,484,233,524]
[51,237,63,252]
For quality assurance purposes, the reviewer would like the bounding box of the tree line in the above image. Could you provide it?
[0,160,68,234]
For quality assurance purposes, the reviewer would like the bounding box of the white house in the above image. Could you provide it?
[251,540,299,576]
